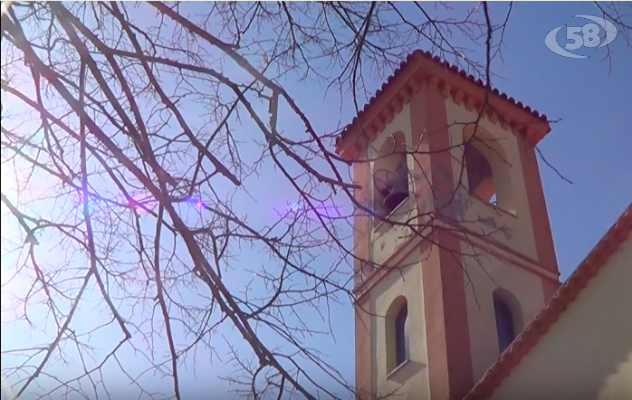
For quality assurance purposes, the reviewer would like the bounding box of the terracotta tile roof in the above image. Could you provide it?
[464,202,632,400]
[335,49,549,149]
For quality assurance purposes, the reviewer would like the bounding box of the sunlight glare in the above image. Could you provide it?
[1,1,13,17]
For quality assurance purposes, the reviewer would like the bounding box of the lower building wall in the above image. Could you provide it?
[488,236,632,400]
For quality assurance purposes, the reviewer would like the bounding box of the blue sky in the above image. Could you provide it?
[1,2,631,399]
[497,2,631,279]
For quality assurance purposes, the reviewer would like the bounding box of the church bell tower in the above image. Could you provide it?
[335,51,561,400]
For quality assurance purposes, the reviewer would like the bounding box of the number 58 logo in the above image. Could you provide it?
[545,15,618,58]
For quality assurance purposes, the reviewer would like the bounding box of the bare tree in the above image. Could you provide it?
[1,2,630,400]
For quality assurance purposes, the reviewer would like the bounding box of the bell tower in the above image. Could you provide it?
[336,51,561,400]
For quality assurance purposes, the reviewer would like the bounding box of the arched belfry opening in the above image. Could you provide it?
[463,129,516,213]
[385,296,409,372]
[465,143,496,203]
[492,288,523,353]
[373,131,409,218]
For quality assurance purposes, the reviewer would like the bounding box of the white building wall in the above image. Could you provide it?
[489,235,632,400]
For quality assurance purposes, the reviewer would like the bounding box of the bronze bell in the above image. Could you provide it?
[383,163,408,212]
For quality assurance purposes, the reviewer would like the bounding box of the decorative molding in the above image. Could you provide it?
[454,89,465,106]
[335,50,551,160]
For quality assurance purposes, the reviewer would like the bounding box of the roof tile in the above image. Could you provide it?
[336,49,547,148]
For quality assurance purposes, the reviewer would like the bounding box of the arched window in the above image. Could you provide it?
[394,302,409,366]
[385,296,409,372]
[373,132,409,218]
[462,128,517,214]
[493,293,517,353]
[465,142,496,203]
